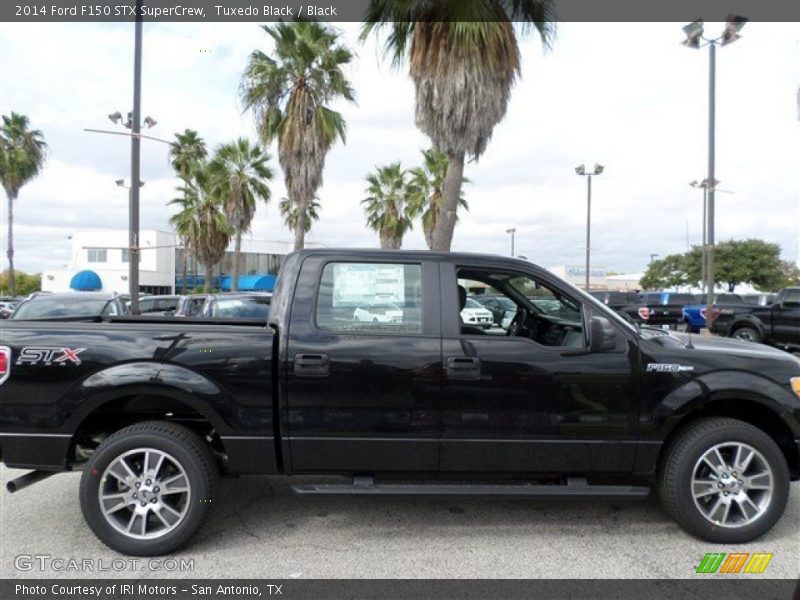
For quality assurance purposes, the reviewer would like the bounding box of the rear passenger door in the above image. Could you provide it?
[285,255,443,473]
[772,289,800,344]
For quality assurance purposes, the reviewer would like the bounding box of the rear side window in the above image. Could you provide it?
[666,294,695,305]
[316,262,423,334]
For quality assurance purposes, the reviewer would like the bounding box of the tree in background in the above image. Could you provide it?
[0,269,41,296]
[169,129,208,291]
[241,20,355,250]
[208,138,273,291]
[362,2,554,251]
[279,195,320,234]
[169,167,232,293]
[406,148,469,249]
[640,239,792,292]
[0,112,48,295]
[362,162,414,249]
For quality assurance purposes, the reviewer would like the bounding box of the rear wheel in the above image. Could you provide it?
[80,421,218,556]
[732,327,761,343]
[658,418,789,543]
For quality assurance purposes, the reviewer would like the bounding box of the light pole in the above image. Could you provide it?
[506,228,516,257]
[649,253,659,264]
[682,15,747,323]
[575,163,604,290]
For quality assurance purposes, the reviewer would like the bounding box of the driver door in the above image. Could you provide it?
[439,260,640,475]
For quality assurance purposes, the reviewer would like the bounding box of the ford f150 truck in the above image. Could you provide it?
[710,287,800,348]
[1,250,799,556]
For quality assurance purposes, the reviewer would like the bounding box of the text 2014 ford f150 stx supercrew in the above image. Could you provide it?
[1,250,799,555]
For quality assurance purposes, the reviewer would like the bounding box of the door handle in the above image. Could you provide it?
[294,353,330,377]
[446,356,481,380]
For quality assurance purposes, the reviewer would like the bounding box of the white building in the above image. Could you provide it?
[42,228,321,294]
[43,229,176,295]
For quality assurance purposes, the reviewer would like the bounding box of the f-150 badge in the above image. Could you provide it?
[647,363,695,373]
[16,347,86,366]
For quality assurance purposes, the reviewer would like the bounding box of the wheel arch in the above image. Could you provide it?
[656,396,799,480]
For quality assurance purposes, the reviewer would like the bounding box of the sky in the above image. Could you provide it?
[0,21,798,275]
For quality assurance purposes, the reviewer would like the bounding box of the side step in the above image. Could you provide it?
[292,477,650,498]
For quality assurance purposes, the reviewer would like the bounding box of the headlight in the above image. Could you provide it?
[790,377,800,398]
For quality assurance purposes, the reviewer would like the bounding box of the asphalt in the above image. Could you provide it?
[1,466,798,580]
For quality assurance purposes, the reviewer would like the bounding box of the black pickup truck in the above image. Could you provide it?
[711,287,800,348]
[589,291,685,329]
[1,249,799,556]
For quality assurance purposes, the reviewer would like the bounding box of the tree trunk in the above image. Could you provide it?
[430,153,465,252]
[204,263,213,294]
[379,232,402,250]
[6,193,15,296]
[424,222,434,250]
[293,197,307,251]
[231,232,241,292]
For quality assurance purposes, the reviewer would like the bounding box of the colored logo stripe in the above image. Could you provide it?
[719,553,748,574]
[744,553,773,574]
[697,553,726,573]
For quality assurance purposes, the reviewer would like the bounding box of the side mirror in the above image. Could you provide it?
[590,316,618,352]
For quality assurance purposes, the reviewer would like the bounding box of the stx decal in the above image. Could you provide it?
[696,552,773,574]
[16,347,86,367]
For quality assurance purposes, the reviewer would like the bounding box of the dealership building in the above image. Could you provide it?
[41,229,321,295]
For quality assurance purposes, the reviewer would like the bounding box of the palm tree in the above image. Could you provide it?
[169,129,207,181]
[362,162,413,249]
[0,112,48,295]
[207,138,273,291]
[241,20,355,251]
[169,166,232,293]
[362,3,555,251]
[279,195,321,234]
[169,129,207,291]
[407,148,469,250]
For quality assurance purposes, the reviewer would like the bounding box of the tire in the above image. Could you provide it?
[658,417,789,544]
[732,326,762,343]
[80,421,218,556]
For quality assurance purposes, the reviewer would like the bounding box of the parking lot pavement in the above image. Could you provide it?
[1,465,798,580]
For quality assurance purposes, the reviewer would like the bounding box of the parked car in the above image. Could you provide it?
[202,292,271,319]
[460,297,494,329]
[174,294,208,318]
[135,295,181,316]
[710,287,800,348]
[741,293,777,307]
[473,294,517,327]
[683,293,746,333]
[353,303,403,323]
[590,291,685,330]
[9,292,126,321]
[1,249,799,556]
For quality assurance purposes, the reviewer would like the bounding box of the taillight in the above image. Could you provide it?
[638,307,651,320]
[700,308,707,320]
[0,346,10,385]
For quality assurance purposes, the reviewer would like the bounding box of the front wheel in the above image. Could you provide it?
[732,327,762,343]
[80,421,218,556]
[658,417,789,543]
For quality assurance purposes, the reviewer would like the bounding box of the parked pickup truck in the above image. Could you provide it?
[683,294,746,333]
[1,249,799,556]
[711,287,800,348]
[589,291,685,330]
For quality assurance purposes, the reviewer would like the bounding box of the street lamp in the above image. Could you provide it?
[575,163,604,290]
[505,228,516,257]
[682,15,747,324]
[649,254,659,264]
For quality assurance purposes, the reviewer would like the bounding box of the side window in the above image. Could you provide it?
[781,289,800,306]
[316,262,423,334]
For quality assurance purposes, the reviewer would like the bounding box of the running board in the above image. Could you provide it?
[292,477,651,498]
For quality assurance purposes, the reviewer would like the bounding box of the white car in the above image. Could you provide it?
[461,298,494,329]
[353,303,403,323]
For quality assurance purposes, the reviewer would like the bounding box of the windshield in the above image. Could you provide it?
[464,298,483,309]
[12,296,112,319]
[209,297,270,318]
